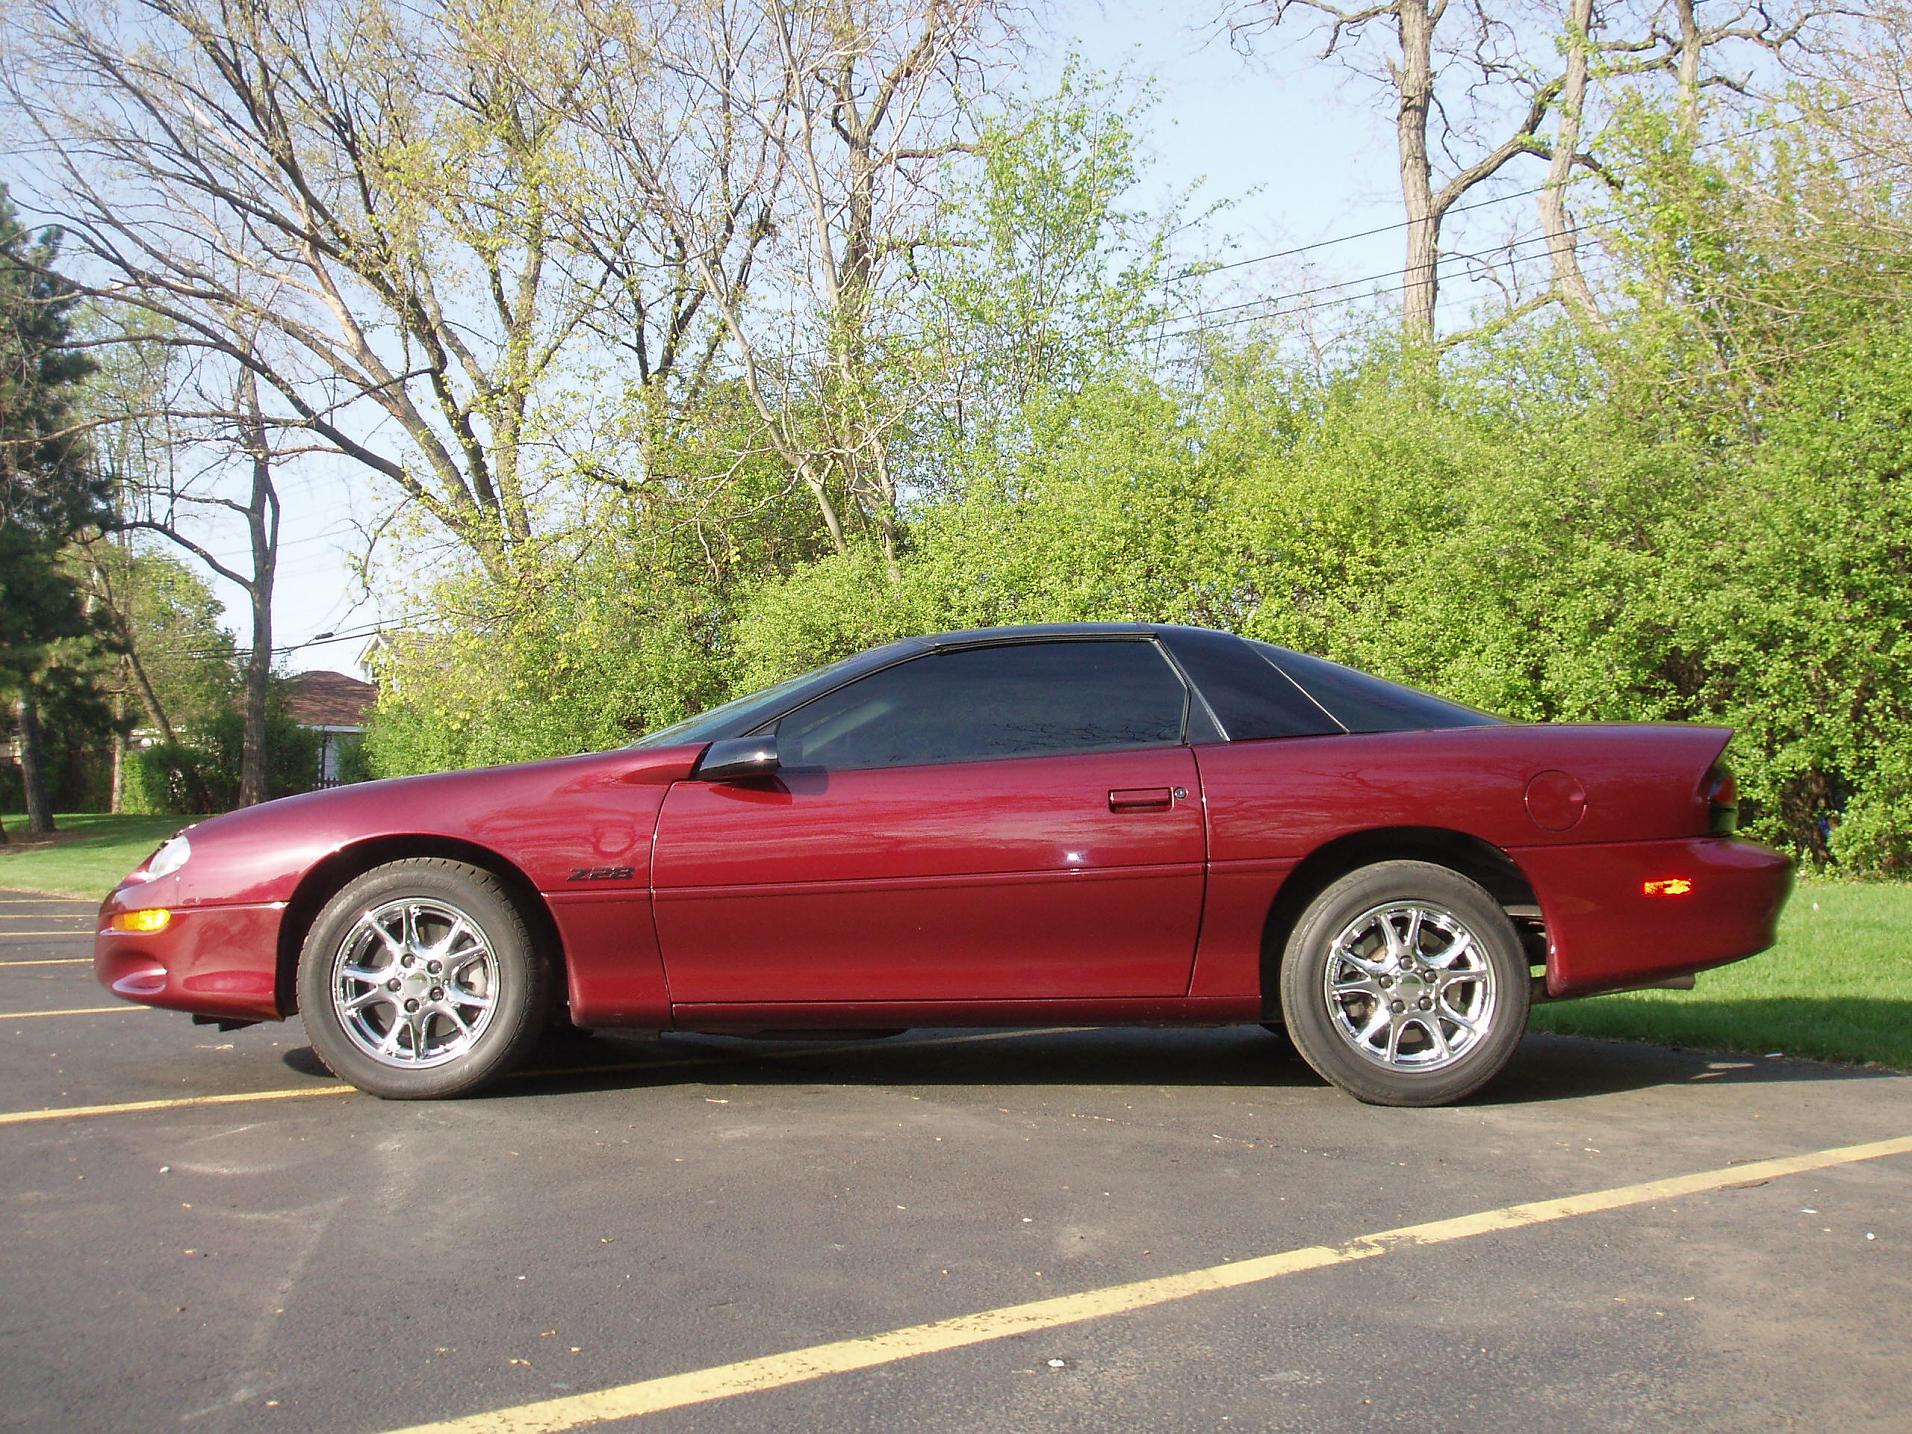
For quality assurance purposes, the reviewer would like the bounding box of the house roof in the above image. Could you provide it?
[281,670,377,728]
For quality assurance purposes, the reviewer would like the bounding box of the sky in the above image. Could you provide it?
[227,0,1499,680]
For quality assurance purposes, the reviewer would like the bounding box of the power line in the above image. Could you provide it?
[172,611,438,664]
[752,106,1890,375]
[1149,145,1911,344]
[112,100,1899,673]
[131,519,364,568]
[1166,228,1575,333]
[1157,98,1871,288]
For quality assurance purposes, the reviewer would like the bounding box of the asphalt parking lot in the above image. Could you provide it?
[3,886,1908,1433]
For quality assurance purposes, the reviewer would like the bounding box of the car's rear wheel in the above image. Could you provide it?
[1278,860,1529,1106]
[297,859,548,1099]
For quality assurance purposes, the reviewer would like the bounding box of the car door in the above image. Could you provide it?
[650,638,1207,1004]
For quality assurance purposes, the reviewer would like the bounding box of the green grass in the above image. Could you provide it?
[3,815,1905,1068]
[1531,878,1912,1070]
[0,812,184,900]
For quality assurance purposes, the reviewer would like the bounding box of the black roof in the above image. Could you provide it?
[917,621,1157,650]
[632,621,1495,752]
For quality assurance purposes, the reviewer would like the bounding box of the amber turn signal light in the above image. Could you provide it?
[1643,878,1694,897]
[107,908,172,933]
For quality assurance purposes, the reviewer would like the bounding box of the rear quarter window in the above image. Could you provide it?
[1252,643,1500,733]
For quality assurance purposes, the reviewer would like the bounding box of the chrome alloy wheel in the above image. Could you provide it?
[1321,900,1496,1073]
[330,898,499,1069]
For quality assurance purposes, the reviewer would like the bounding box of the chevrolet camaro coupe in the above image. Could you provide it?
[96,623,1793,1105]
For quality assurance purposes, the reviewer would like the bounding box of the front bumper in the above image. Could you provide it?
[1513,836,1794,999]
[94,890,288,1022]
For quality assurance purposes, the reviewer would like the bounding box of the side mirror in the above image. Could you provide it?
[694,735,781,782]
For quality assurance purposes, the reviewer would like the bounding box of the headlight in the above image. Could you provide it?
[144,835,192,881]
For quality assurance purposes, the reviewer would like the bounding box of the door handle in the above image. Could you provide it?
[1108,787,1175,812]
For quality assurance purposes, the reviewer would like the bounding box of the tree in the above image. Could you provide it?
[0,187,110,838]
[551,0,1017,572]
[913,70,1180,476]
[8,0,612,578]
[1223,0,1575,344]
[83,326,285,805]
[1221,0,1836,345]
[1797,1,1912,187]
[76,539,238,809]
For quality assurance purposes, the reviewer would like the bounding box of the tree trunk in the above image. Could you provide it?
[1674,0,1703,140]
[237,371,277,808]
[1542,0,1606,328]
[110,689,126,814]
[124,649,176,745]
[242,627,270,806]
[14,692,54,834]
[1395,0,1440,346]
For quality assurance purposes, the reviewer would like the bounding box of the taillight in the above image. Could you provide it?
[1703,764,1738,834]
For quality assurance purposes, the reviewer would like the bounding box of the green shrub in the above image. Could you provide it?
[334,733,374,785]
[121,711,323,814]
[121,740,217,815]
[360,328,1912,876]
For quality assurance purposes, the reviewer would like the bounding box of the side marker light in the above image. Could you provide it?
[108,908,173,933]
[1643,879,1694,897]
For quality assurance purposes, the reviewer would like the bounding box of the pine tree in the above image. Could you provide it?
[0,184,111,838]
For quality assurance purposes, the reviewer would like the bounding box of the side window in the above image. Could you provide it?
[773,641,1189,770]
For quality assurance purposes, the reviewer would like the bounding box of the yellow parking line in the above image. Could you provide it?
[0,958,91,968]
[0,1006,154,1020]
[0,1085,355,1126]
[0,1028,1079,1129]
[386,1132,1912,1434]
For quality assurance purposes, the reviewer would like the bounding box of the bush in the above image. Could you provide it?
[1829,757,1912,877]
[121,711,322,814]
[121,740,219,815]
[204,710,320,802]
[334,733,374,785]
[361,327,1912,876]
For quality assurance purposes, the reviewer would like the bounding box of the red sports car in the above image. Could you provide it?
[96,624,1792,1105]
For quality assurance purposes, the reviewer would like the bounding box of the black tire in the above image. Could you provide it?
[1278,860,1530,1107]
[297,858,549,1099]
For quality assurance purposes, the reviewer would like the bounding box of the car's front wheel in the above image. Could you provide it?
[297,858,549,1099]
[1278,860,1530,1106]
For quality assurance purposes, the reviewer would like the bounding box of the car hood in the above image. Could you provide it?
[115,744,706,909]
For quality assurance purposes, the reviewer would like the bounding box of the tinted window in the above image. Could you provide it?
[1252,643,1500,732]
[773,641,1188,770]
[1158,627,1342,740]
[630,644,917,749]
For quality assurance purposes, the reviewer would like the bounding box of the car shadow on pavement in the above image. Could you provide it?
[1496,1031,1897,1103]
[278,1023,1905,1105]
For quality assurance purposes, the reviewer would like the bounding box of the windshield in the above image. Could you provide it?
[628,651,872,750]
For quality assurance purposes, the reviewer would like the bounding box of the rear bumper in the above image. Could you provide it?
[94,894,287,1022]
[1512,836,1794,998]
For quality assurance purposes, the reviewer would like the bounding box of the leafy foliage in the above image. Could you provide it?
[122,709,319,815]
[0,184,115,831]
[82,544,240,730]
[350,98,1911,874]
